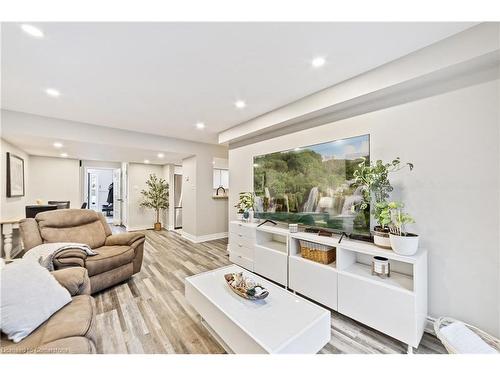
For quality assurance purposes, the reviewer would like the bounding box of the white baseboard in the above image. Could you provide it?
[181,231,228,243]
[125,225,164,232]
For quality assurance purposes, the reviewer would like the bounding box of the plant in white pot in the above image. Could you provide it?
[353,157,413,248]
[384,201,419,255]
[140,174,169,231]
[234,192,255,221]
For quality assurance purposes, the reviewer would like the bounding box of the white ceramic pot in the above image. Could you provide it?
[373,230,391,249]
[389,233,419,256]
[372,256,390,277]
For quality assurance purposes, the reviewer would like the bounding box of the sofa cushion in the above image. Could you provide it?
[3,295,96,352]
[36,209,108,249]
[1,260,72,343]
[85,245,134,276]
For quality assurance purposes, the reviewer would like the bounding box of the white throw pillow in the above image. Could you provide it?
[0,259,72,343]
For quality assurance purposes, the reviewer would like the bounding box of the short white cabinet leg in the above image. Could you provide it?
[407,345,414,354]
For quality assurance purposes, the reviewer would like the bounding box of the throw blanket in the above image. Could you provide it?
[23,242,98,271]
[440,322,497,354]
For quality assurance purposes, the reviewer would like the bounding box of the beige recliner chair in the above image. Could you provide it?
[19,209,145,294]
[0,267,97,354]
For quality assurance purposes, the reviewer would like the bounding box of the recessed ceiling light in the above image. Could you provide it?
[234,100,246,109]
[53,142,63,148]
[45,88,61,97]
[157,153,164,158]
[294,147,301,151]
[311,57,326,68]
[196,122,205,129]
[20,24,44,38]
[60,153,68,158]
[144,159,150,164]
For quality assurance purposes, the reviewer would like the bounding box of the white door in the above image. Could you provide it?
[113,168,122,225]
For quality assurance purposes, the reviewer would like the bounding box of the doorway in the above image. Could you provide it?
[84,167,122,225]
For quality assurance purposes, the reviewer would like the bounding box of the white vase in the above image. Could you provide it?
[389,234,419,256]
[248,209,254,222]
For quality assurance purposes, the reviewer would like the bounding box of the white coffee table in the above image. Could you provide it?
[185,264,331,354]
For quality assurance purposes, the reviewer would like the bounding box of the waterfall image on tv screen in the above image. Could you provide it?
[253,134,370,237]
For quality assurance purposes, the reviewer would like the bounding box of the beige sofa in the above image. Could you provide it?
[20,209,145,293]
[0,267,97,354]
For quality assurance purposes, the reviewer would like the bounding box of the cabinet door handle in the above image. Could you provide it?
[238,234,243,237]
[238,244,243,247]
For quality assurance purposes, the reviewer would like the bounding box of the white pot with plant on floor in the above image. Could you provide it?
[386,201,419,256]
[140,174,169,231]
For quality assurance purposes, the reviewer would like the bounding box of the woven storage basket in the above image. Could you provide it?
[299,240,336,264]
[434,317,500,354]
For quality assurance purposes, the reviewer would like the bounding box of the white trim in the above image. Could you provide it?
[125,225,153,232]
[181,231,228,243]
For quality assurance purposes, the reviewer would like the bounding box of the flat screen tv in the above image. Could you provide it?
[253,134,370,238]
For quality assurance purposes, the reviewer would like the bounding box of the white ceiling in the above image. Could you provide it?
[1,22,476,144]
[2,133,190,165]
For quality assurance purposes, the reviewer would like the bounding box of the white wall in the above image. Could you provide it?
[126,163,164,231]
[181,156,197,238]
[28,156,81,208]
[0,138,29,220]
[162,164,175,230]
[182,152,229,241]
[228,79,500,336]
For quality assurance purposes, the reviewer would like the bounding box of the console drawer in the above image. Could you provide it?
[254,245,287,286]
[338,273,418,346]
[289,256,338,310]
[229,251,254,272]
[229,222,256,239]
[229,233,255,248]
[229,241,254,259]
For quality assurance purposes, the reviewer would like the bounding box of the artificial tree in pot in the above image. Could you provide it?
[140,174,169,231]
[353,157,413,248]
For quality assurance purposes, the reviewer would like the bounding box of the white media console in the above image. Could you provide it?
[228,220,428,352]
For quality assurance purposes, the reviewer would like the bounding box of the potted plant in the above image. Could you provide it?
[372,200,392,248]
[140,174,169,231]
[384,201,419,255]
[234,192,255,221]
[353,157,413,248]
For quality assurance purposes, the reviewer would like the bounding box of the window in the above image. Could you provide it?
[213,168,229,189]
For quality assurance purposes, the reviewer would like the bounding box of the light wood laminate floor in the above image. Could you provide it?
[95,228,446,354]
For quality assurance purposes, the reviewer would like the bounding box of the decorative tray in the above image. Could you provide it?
[224,272,269,300]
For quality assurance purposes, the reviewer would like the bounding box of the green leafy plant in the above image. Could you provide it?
[234,192,255,214]
[381,201,415,236]
[353,157,413,228]
[375,201,391,229]
[140,174,169,225]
